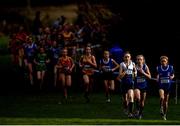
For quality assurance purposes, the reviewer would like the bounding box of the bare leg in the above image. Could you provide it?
[83,74,90,103]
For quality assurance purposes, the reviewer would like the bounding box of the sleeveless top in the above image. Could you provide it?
[100,58,113,73]
[120,61,135,85]
[58,56,73,74]
[157,65,174,85]
[135,64,148,89]
[81,55,95,75]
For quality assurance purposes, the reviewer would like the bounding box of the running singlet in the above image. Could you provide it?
[100,58,113,73]
[120,61,135,85]
[81,55,95,75]
[24,43,37,57]
[157,65,174,87]
[35,53,48,71]
[59,57,73,74]
[135,64,147,89]
[50,47,60,64]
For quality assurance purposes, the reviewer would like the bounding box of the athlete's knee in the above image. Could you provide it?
[84,79,89,85]
[128,92,134,102]
[110,86,115,91]
[60,78,65,85]
[160,96,164,100]
[159,92,164,99]
[66,81,72,87]
[134,92,140,100]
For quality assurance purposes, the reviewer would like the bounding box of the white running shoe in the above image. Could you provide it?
[106,98,111,103]
[128,113,134,118]
[162,114,167,120]
[138,114,142,120]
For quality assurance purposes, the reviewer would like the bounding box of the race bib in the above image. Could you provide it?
[137,78,145,83]
[126,69,132,75]
[160,79,170,84]
[83,65,94,75]
[102,66,111,72]
[40,60,45,63]
[84,65,91,68]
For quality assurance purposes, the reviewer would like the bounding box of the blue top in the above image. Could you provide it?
[135,64,148,89]
[157,65,174,86]
[100,58,113,73]
[24,42,37,57]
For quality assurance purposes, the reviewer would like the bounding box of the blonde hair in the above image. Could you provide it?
[104,50,110,54]
[160,56,168,61]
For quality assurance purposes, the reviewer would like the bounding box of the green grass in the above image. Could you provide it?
[0,93,179,125]
[1,118,180,125]
[0,35,9,54]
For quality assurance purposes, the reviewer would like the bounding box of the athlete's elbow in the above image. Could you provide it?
[148,75,151,79]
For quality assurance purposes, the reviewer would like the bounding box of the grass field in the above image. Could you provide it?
[0,92,180,125]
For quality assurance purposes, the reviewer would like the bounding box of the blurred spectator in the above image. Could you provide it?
[109,43,123,64]
[32,11,42,35]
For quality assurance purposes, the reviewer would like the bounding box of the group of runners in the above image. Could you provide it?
[9,37,175,120]
[8,22,174,121]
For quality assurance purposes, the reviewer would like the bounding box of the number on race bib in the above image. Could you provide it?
[126,69,132,75]
[137,78,145,83]
[160,79,170,84]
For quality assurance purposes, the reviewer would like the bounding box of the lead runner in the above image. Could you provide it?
[156,56,175,120]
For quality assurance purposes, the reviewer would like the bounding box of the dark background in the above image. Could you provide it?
[0,0,179,95]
